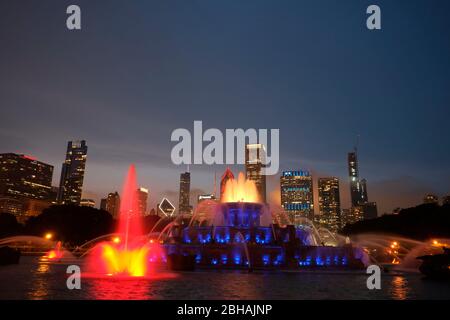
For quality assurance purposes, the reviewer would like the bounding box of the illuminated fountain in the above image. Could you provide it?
[85,165,164,277]
[164,171,367,270]
[351,234,450,272]
[42,241,65,261]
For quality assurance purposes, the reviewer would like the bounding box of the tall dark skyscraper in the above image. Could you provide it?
[179,171,191,214]
[57,140,88,205]
[280,170,314,223]
[347,148,377,221]
[348,151,364,207]
[102,191,120,218]
[348,150,369,205]
[317,177,341,232]
[245,144,267,203]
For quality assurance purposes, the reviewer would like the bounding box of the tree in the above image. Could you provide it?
[342,204,450,240]
[25,205,114,246]
[0,212,23,237]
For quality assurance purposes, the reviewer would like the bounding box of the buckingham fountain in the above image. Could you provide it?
[76,165,368,277]
[161,172,368,271]
[0,165,368,277]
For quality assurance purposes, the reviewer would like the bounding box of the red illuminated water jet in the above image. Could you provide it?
[43,241,64,261]
[86,165,163,277]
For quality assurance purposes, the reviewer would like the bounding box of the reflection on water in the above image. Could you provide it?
[391,276,410,300]
[1,257,449,300]
[29,261,52,300]
[88,278,153,300]
[36,262,50,273]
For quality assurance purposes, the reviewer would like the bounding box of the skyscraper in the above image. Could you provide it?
[0,153,53,200]
[0,153,54,221]
[317,177,341,232]
[104,192,120,218]
[100,198,107,210]
[361,202,378,220]
[348,151,364,207]
[179,172,191,214]
[57,140,88,205]
[245,144,266,203]
[341,207,364,227]
[348,149,376,220]
[280,170,314,223]
[220,168,234,202]
[137,187,148,216]
[360,178,368,204]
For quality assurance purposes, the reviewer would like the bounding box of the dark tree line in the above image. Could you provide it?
[0,205,162,246]
[342,203,450,240]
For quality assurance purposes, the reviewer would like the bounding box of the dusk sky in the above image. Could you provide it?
[1,0,449,214]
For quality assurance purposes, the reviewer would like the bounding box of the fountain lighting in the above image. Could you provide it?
[42,241,64,261]
[86,165,165,277]
[222,172,259,203]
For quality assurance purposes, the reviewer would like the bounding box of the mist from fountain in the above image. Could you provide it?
[0,236,56,248]
[350,234,450,271]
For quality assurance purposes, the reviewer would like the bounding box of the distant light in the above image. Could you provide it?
[113,236,121,244]
[45,233,53,240]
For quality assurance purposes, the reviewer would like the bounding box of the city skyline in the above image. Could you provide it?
[1,1,450,303]
[2,138,447,221]
[1,1,449,214]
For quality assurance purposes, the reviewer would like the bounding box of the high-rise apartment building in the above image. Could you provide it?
[0,153,53,200]
[137,187,148,216]
[57,140,88,205]
[245,144,266,203]
[317,177,341,232]
[102,192,120,218]
[280,170,314,223]
[179,172,191,214]
[348,149,377,220]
